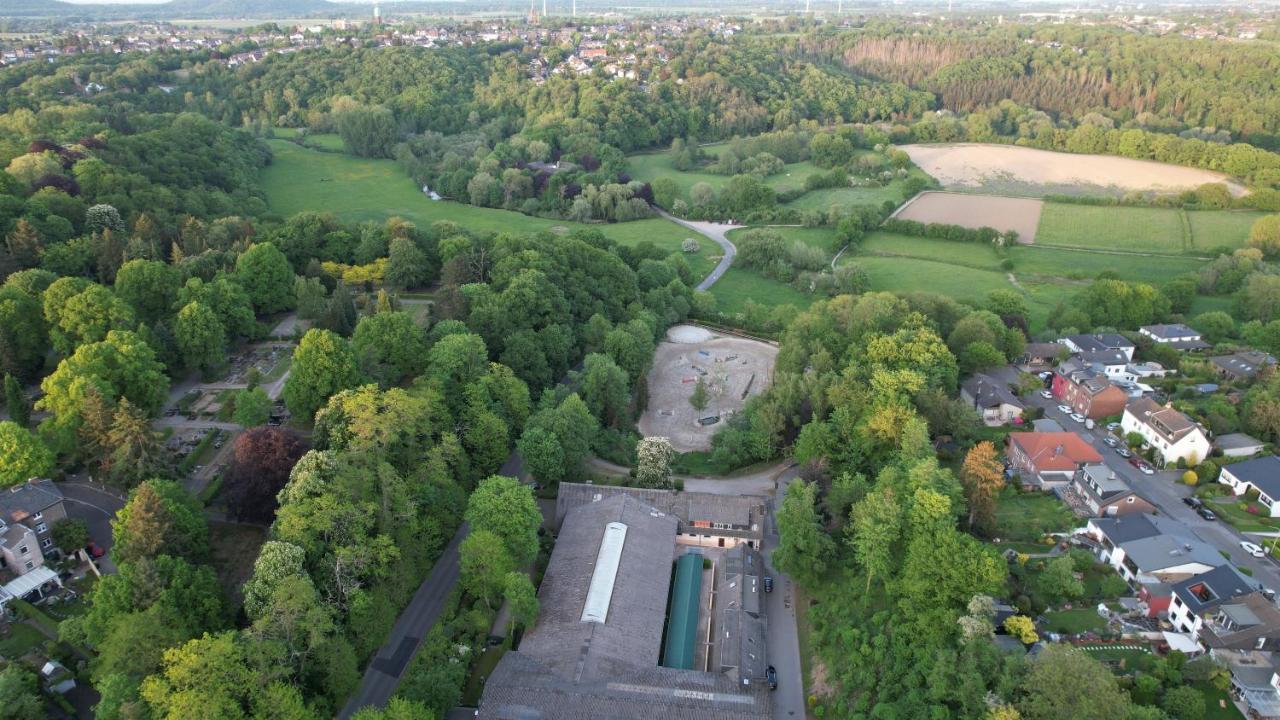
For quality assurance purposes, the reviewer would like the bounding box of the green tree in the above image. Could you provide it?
[1018,645,1131,720]
[139,631,258,720]
[385,237,432,290]
[232,387,271,428]
[465,475,541,566]
[579,353,630,428]
[773,480,837,586]
[1037,555,1085,603]
[114,259,179,324]
[51,517,89,554]
[1191,310,1236,344]
[283,329,362,421]
[1248,214,1280,257]
[0,420,54,486]
[174,301,226,375]
[459,529,514,609]
[235,243,296,314]
[4,374,30,427]
[635,436,675,489]
[848,485,902,593]
[335,104,399,158]
[1003,615,1039,644]
[351,311,428,388]
[45,281,136,356]
[516,425,563,485]
[111,479,209,564]
[651,177,678,209]
[689,376,708,411]
[503,571,539,633]
[0,286,49,381]
[294,276,327,321]
[960,441,1005,533]
[0,665,44,720]
[242,540,308,620]
[5,219,43,269]
[425,332,488,414]
[103,399,172,487]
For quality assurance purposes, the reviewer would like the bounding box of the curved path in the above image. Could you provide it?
[654,207,741,291]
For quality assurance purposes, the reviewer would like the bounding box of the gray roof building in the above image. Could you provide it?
[1172,565,1259,616]
[1221,456,1280,501]
[479,494,771,720]
[716,545,767,684]
[1120,534,1221,575]
[1216,433,1266,458]
[0,479,63,525]
[960,374,1024,413]
[556,483,766,547]
[1212,351,1277,382]
[1059,333,1135,357]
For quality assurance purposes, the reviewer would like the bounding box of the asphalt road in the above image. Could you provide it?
[764,466,806,720]
[55,479,126,574]
[338,524,468,719]
[1026,394,1280,591]
[654,208,740,291]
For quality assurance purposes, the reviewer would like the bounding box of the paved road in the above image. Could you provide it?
[763,466,806,720]
[338,525,468,719]
[1027,395,1280,590]
[654,208,740,291]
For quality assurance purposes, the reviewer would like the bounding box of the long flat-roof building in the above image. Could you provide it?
[479,493,772,720]
[555,483,767,549]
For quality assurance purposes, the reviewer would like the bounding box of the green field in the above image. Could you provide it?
[627,145,820,200]
[710,266,818,315]
[1036,204,1188,253]
[1035,203,1259,254]
[261,140,717,276]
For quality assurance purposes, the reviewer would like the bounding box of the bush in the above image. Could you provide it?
[1183,470,1199,486]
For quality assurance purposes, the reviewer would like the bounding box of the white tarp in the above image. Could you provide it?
[1161,631,1201,654]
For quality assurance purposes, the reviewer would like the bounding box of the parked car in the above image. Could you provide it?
[763,576,773,593]
[1241,541,1265,558]
[1137,462,1155,476]
[766,665,778,691]
[85,542,106,559]
[1103,436,1118,447]
[1128,456,1143,468]
[1115,447,1132,458]
[1070,413,1086,424]
[1057,404,1072,414]
[1038,371,1053,380]
[1039,390,1053,399]
[1106,422,1122,431]
[1183,497,1203,509]
[1197,507,1217,521]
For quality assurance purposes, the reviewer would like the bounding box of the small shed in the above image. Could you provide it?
[1216,432,1266,458]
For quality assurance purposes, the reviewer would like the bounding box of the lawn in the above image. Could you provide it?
[1041,607,1107,634]
[1081,646,1151,672]
[1189,294,1236,318]
[990,489,1076,543]
[1195,680,1246,720]
[263,141,715,273]
[207,521,269,605]
[1188,210,1266,252]
[1011,245,1205,285]
[709,266,818,316]
[627,144,820,200]
[853,255,1015,306]
[745,226,842,253]
[783,168,933,212]
[1206,497,1280,533]
[1035,204,1188,254]
[0,622,47,659]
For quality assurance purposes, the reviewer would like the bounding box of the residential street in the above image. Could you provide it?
[55,479,126,574]
[764,466,806,720]
[1024,393,1280,591]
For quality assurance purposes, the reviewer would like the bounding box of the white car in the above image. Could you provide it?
[1139,464,1155,476]
[1106,422,1121,431]
[1070,413,1086,423]
[1241,541,1265,558]
[1039,390,1053,399]
[1057,404,1072,414]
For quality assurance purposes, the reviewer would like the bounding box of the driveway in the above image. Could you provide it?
[1025,392,1280,590]
[55,479,125,574]
[654,208,740,291]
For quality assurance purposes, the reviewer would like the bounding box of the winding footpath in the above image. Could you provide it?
[653,207,741,291]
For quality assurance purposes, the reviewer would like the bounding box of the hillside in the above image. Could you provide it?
[5,0,342,18]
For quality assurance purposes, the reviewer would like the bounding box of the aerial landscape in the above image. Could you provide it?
[5,0,1280,718]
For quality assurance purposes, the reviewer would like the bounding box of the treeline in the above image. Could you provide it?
[882,217,1019,246]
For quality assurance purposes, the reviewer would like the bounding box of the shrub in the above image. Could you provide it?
[1182,470,1198,486]
[681,238,699,253]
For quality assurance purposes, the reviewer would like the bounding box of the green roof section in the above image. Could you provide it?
[662,551,703,670]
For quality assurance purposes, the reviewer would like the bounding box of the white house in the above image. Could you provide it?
[1059,333,1136,361]
[1087,514,1220,584]
[1120,397,1212,468]
[1221,456,1280,517]
[1167,565,1258,638]
[1139,324,1211,351]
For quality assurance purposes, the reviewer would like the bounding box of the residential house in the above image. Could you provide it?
[1052,360,1128,419]
[1059,333,1136,361]
[0,479,69,557]
[1212,350,1277,383]
[960,373,1025,426]
[1021,342,1066,370]
[1078,350,1131,379]
[1139,324,1211,351]
[1220,456,1280,517]
[556,483,766,549]
[1069,465,1156,517]
[1087,513,1220,585]
[1229,659,1280,720]
[1168,565,1260,637]
[1006,432,1103,489]
[1194,591,1280,652]
[1120,397,1212,467]
[0,521,44,576]
[1218,433,1267,459]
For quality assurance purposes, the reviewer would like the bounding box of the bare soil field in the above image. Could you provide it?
[638,325,778,452]
[892,191,1044,243]
[901,143,1248,198]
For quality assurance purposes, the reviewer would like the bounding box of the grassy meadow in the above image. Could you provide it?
[1034,203,1261,255]
[261,139,718,277]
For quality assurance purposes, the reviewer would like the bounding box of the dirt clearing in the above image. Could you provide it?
[638,325,778,452]
[902,143,1247,197]
[892,191,1044,243]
